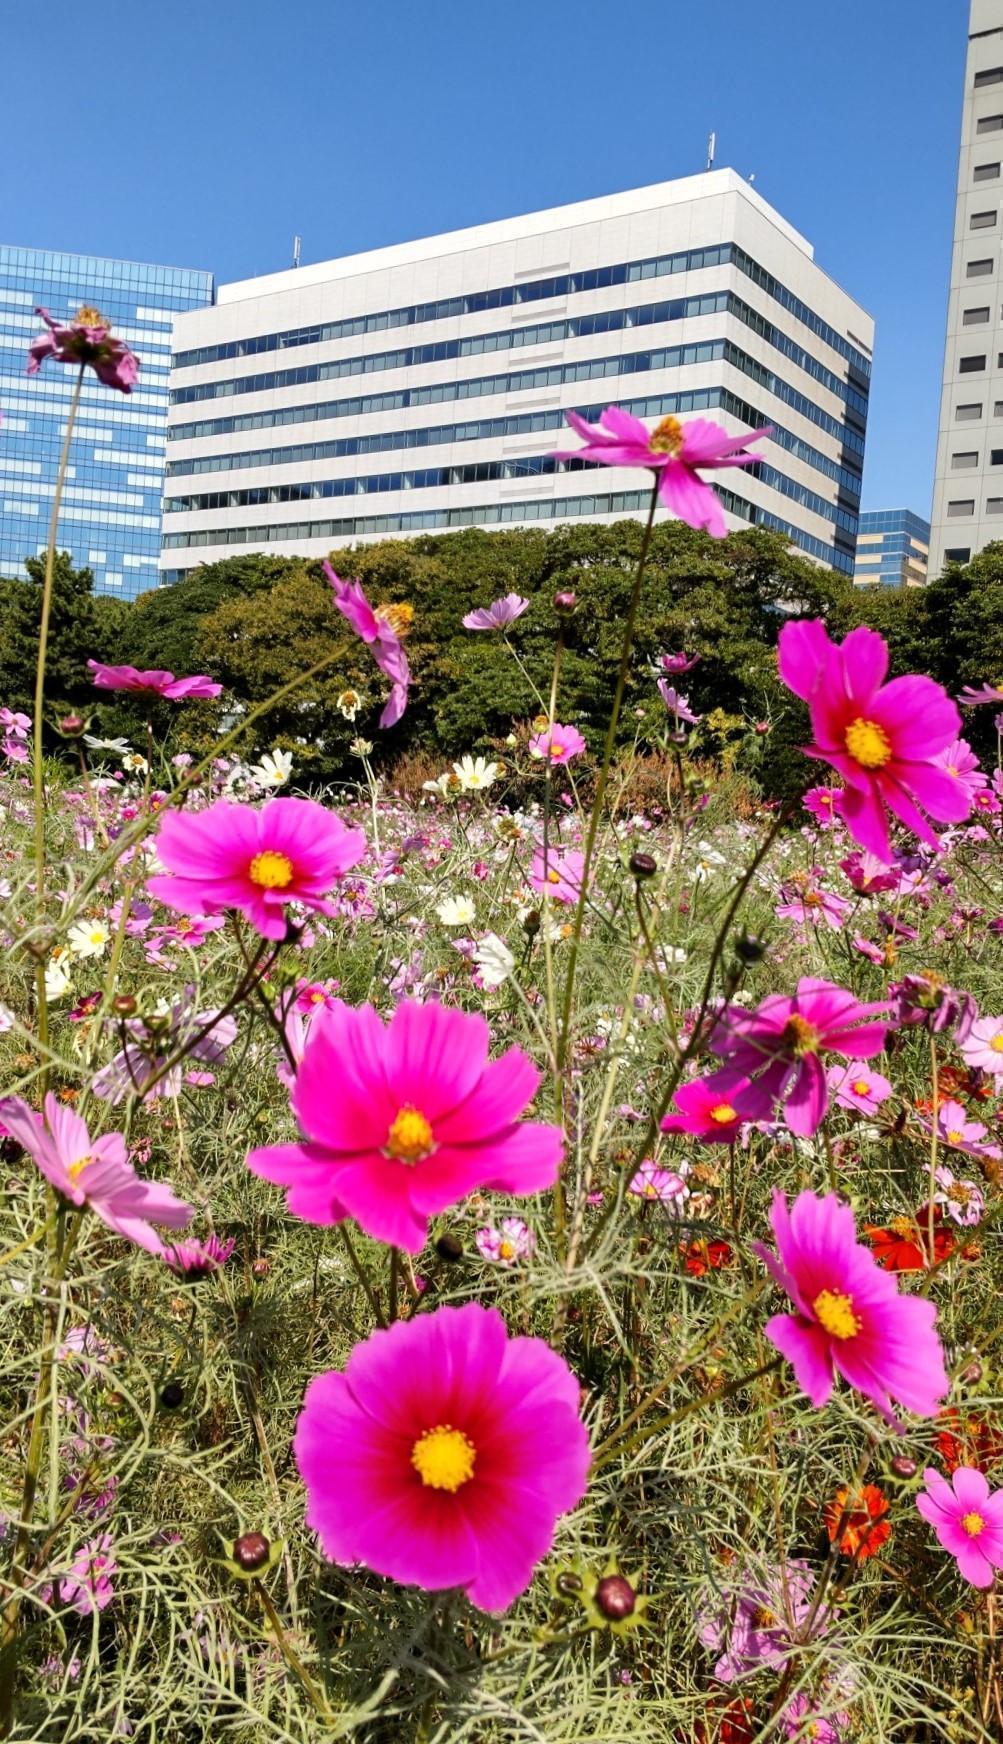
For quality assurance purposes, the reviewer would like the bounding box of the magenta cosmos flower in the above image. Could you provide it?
[294,1303,590,1610]
[553,408,769,538]
[778,620,968,863]
[529,722,587,764]
[147,797,366,941]
[711,977,891,1137]
[247,999,563,1252]
[916,1466,1003,1587]
[754,1189,948,1424]
[28,306,139,393]
[87,660,222,700]
[462,593,529,630]
[163,1234,236,1279]
[323,563,410,727]
[0,1094,191,1257]
[660,1069,773,1144]
[529,845,585,904]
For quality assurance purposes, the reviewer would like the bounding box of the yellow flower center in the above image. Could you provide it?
[991,1035,1003,1054]
[947,1129,964,1144]
[851,1079,871,1096]
[751,1605,777,1629]
[782,1013,821,1057]
[547,869,561,884]
[375,602,414,637]
[248,850,294,890]
[549,743,565,759]
[947,765,959,779]
[813,1289,861,1340]
[386,1104,435,1162]
[962,1511,986,1537]
[66,1154,92,1182]
[499,1239,515,1258]
[709,1103,738,1124]
[649,415,686,456]
[844,717,892,771]
[891,1215,916,1239]
[75,305,108,329]
[411,1424,476,1491]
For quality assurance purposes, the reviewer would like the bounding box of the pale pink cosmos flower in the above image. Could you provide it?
[927,1099,1002,1164]
[659,651,700,676]
[475,1217,535,1264]
[323,563,411,727]
[462,594,529,630]
[528,723,586,765]
[529,845,585,904]
[28,307,139,393]
[0,708,30,739]
[41,1534,117,1615]
[916,1466,1003,1587]
[778,620,968,864]
[628,1159,689,1207]
[825,1060,893,1115]
[87,661,222,700]
[775,883,852,932]
[958,1014,1003,1075]
[247,999,564,1253]
[553,408,770,538]
[0,1094,191,1257]
[754,1188,948,1424]
[163,1234,236,1279]
[934,1165,985,1228]
[147,797,366,941]
[932,736,987,800]
[657,682,701,725]
[958,683,1003,708]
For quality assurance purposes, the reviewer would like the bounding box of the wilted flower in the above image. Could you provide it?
[28,307,139,393]
[934,1166,985,1228]
[92,991,237,1105]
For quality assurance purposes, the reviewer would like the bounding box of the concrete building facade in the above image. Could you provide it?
[930,0,1003,576]
[853,508,930,588]
[160,172,872,585]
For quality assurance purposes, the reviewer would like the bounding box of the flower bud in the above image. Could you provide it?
[555,1571,583,1597]
[232,1532,271,1573]
[629,852,657,880]
[522,909,542,937]
[160,1381,184,1410]
[113,994,138,1016]
[251,1257,271,1279]
[890,1454,917,1479]
[57,713,87,737]
[553,591,577,615]
[734,932,767,965]
[435,1234,464,1262]
[594,1574,637,1621]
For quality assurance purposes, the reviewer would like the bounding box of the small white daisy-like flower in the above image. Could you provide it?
[453,755,498,792]
[250,748,293,788]
[67,920,110,959]
[436,894,477,927]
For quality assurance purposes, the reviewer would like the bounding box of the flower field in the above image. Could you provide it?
[4,309,1003,1741]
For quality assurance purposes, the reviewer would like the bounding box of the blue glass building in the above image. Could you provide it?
[853,507,931,587]
[0,246,213,600]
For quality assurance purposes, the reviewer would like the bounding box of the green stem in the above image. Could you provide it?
[338,1225,385,1328]
[255,1580,332,1724]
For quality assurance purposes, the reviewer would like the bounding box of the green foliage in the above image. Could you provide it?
[0,553,99,726]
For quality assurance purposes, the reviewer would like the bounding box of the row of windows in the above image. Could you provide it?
[0,249,211,289]
[172,240,871,378]
[161,480,854,573]
[945,496,1003,516]
[955,352,1003,372]
[165,385,863,500]
[163,449,857,536]
[954,398,1003,419]
[168,335,867,458]
[170,291,868,418]
[951,447,1003,465]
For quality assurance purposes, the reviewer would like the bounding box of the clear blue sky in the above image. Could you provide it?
[4,0,969,517]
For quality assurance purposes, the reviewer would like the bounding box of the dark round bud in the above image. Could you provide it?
[553,590,577,615]
[595,1574,636,1621]
[522,909,542,937]
[962,1360,983,1385]
[160,1381,184,1410]
[59,714,86,736]
[435,1234,464,1262]
[251,1257,271,1279]
[629,851,658,880]
[734,932,767,965]
[233,1531,271,1572]
[555,1571,583,1597]
[890,1455,917,1479]
[113,994,137,1016]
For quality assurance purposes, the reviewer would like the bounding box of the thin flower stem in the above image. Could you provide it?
[593,1354,782,1471]
[338,1225,385,1328]
[388,1247,400,1324]
[928,1035,940,1261]
[254,1580,333,1724]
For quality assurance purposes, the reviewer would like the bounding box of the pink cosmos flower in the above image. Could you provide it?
[973,787,1001,816]
[659,651,700,676]
[294,1303,590,1610]
[42,1534,117,1615]
[710,977,892,1137]
[928,1099,1002,1163]
[529,722,586,764]
[147,797,366,941]
[775,882,852,931]
[660,1069,773,1144]
[246,999,564,1252]
[0,1094,191,1257]
[958,1013,1003,1075]
[87,661,222,700]
[657,683,701,725]
[0,708,30,739]
[462,593,529,630]
[698,1558,828,1682]
[825,1061,893,1115]
[91,992,236,1105]
[323,563,411,727]
[916,1466,1003,1587]
[958,683,1003,708]
[163,1234,236,1279]
[28,307,139,393]
[553,408,769,538]
[754,1189,948,1423]
[529,845,585,904]
[803,786,842,827]
[628,1159,689,1206]
[934,1165,985,1228]
[781,1695,847,1742]
[932,737,987,801]
[778,620,968,863]
[475,1217,535,1264]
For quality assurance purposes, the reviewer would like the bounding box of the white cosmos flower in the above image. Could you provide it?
[83,735,132,755]
[422,772,462,799]
[67,919,110,959]
[436,894,477,927]
[691,841,727,882]
[474,933,515,989]
[45,953,72,999]
[453,755,498,792]
[250,748,293,788]
[121,752,148,773]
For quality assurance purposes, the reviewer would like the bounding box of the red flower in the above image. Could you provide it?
[823,1482,891,1560]
[681,1239,734,1277]
[935,1408,1003,1476]
[864,1207,955,1272]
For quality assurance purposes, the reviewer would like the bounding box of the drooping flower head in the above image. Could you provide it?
[0,1094,191,1256]
[247,999,564,1252]
[529,845,585,905]
[323,563,411,727]
[28,307,139,393]
[754,1189,948,1424]
[660,1069,773,1144]
[529,723,586,765]
[147,797,366,941]
[87,661,222,700]
[294,1303,590,1610]
[777,620,968,864]
[163,1234,236,1280]
[553,408,769,538]
[462,594,529,630]
[916,1465,1003,1587]
[657,682,701,725]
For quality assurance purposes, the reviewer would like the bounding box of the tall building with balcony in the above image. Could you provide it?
[930,0,1003,576]
[160,171,872,584]
[0,246,213,599]
[853,508,930,587]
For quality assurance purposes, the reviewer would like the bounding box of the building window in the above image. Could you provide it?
[970,210,998,228]
[945,547,971,561]
[956,401,984,418]
[978,114,1003,133]
[975,68,1003,87]
[992,449,1003,464]
[952,451,980,467]
[968,258,995,276]
[964,306,991,324]
[947,500,976,516]
[960,354,988,371]
[975,162,1002,181]
[989,498,1003,513]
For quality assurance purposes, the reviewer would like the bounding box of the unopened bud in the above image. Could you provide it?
[251,1257,271,1279]
[594,1574,636,1621]
[734,932,767,965]
[232,1531,271,1573]
[523,909,542,937]
[555,1571,583,1597]
[58,714,86,736]
[113,994,137,1016]
[629,851,657,880]
[890,1455,917,1479]
[435,1234,464,1262]
[553,591,577,615]
[160,1381,184,1410]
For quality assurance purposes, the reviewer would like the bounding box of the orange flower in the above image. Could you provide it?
[681,1239,734,1278]
[864,1207,954,1272]
[823,1482,891,1560]
[935,1408,1003,1476]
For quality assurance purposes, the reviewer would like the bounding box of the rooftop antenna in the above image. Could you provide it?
[706,131,716,171]
[292,235,302,269]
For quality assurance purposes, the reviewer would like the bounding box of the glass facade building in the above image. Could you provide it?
[853,508,931,587]
[0,246,213,599]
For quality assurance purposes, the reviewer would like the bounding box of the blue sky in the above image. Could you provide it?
[4,0,969,516]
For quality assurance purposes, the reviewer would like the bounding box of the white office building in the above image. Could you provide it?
[930,0,1003,576]
[160,171,872,584]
